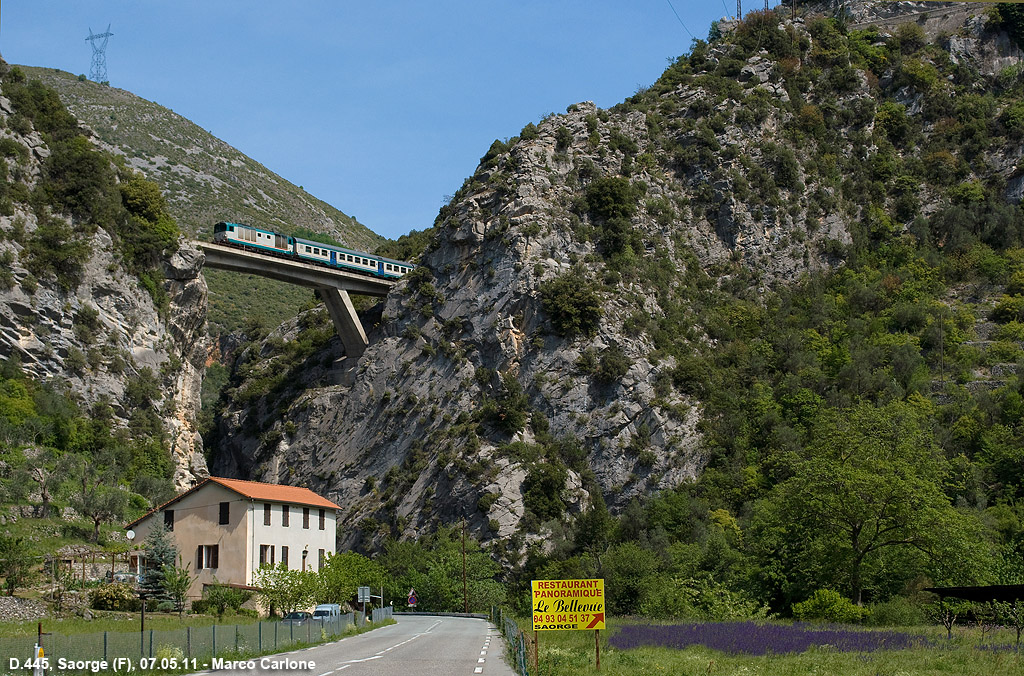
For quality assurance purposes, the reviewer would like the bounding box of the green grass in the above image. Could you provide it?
[0,611,261,638]
[514,618,1024,676]
[0,514,132,557]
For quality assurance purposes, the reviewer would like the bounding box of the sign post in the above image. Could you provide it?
[407,588,417,608]
[531,578,606,671]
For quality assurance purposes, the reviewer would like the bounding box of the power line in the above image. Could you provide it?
[665,0,695,39]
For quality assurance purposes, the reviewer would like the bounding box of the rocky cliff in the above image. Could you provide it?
[209,3,1024,552]
[0,64,209,491]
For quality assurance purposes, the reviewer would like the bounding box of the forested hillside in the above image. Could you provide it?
[503,4,1024,616]
[209,3,1024,619]
[0,58,207,558]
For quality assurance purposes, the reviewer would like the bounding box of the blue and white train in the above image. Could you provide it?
[212,221,416,279]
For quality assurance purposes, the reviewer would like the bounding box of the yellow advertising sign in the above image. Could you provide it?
[531,578,606,631]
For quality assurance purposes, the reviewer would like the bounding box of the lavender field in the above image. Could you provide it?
[609,620,929,655]
[522,618,1023,676]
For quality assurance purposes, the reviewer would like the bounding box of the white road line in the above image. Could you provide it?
[344,655,383,663]
[474,668,483,674]
[478,657,486,663]
[318,671,333,676]
[337,666,351,671]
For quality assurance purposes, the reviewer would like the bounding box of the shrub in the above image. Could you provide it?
[596,345,632,384]
[866,597,928,627]
[991,295,1024,323]
[90,582,140,611]
[539,271,603,338]
[993,321,1024,341]
[522,462,567,521]
[482,373,531,434]
[585,176,638,222]
[792,589,869,623]
[555,126,573,152]
[477,492,500,513]
[202,584,253,616]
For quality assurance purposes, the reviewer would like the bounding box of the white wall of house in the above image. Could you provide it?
[250,502,337,578]
[132,485,338,599]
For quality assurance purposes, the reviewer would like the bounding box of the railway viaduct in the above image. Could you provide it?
[196,241,396,358]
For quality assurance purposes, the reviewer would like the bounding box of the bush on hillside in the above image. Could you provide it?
[539,271,603,338]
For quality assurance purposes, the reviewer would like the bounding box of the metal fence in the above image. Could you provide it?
[491,607,529,676]
[0,613,365,667]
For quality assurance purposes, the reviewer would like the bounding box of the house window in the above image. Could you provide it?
[259,544,275,567]
[196,545,219,570]
[318,549,326,569]
[164,510,174,531]
[281,546,289,568]
[264,503,271,526]
[219,502,230,525]
[319,509,325,530]
[303,507,310,529]
[282,505,290,527]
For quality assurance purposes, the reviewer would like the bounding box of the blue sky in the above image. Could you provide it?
[2,1,780,240]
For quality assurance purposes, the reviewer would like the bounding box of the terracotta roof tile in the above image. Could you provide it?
[125,476,339,529]
[208,477,341,510]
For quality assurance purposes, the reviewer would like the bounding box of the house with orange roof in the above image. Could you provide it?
[125,476,341,599]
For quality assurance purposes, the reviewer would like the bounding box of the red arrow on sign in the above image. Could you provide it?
[586,613,604,629]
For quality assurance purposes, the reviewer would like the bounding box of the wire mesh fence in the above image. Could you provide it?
[0,613,361,668]
[492,606,529,676]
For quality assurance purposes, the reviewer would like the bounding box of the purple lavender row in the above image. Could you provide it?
[609,621,931,656]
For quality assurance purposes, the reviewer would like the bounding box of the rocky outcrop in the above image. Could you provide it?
[211,3,1024,552]
[0,74,209,491]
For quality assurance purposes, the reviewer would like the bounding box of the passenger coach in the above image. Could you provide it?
[212,221,415,279]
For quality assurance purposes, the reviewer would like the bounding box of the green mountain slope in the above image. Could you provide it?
[209,4,1024,615]
[22,66,384,334]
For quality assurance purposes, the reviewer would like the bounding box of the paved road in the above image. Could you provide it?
[192,615,518,676]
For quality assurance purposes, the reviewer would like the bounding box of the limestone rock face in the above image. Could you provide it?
[0,74,209,491]
[210,3,1024,553]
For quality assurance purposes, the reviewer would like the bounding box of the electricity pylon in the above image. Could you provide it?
[86,24,113,83]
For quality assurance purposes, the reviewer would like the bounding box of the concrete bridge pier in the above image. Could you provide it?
[319,287,368,358]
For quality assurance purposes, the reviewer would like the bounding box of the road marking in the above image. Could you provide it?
[344,656,382,663]
[337,666,350,671]
[478,658,486,663]
[474,668,483,674]
[318,672,333,676]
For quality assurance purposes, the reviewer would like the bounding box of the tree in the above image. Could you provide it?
[319,551,382,605]
[162,561,195,618]
[63,452,130,542]
[377,526,504,612]
[751,399,988,606]
[539,270,603,338]
[253,563,320,615]
[140,525,177,604]
[0,535,35,596]
[17,447,71,518]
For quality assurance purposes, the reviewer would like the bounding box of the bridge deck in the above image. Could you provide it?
[196,240,398,357]
[197,241,395,297]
